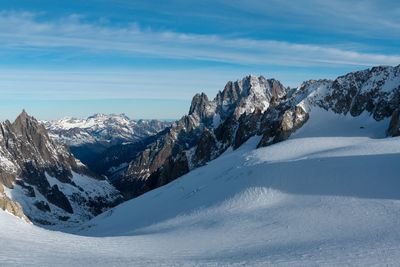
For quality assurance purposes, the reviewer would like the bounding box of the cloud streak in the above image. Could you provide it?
[215,0,400,39]
[0,11,399,68]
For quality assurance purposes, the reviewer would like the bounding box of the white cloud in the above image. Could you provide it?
[0,11,399,68]
[216,0,400,39]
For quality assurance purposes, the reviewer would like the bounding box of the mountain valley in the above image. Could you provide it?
[0,65,399,265]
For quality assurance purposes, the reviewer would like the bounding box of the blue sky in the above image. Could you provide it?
[0,0,399,120]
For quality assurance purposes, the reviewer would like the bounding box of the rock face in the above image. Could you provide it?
[116,75,290,198]
[1,65,397,226]
[1,65,398,225]
[310,66,400,120]
[0,111,122,226]
[257,105,309,147]
[114,66,400,200]
[88,129,169,180]
[43,114,171,170]
[0,190,29,222]
[388,109,400,137]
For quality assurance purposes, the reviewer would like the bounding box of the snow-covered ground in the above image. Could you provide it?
[1,109,400,266]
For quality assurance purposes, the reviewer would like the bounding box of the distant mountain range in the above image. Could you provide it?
[0,64,399,227]
[43,114,172,146]
[42,114,172,174]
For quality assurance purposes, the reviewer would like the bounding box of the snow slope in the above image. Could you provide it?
[3,171,120,228]
[1,109,400,266]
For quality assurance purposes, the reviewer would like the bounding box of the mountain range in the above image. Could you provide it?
[43,114,171,178]
[0,65,399,228]
[116,65,400,199]
[1,65,399,266]
[43,113,171,147]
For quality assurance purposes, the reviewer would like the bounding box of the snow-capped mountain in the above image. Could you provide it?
[1,65,399,228]
[43,114,171,175]
[43,113,171,146]
[4,107,397,266]
[115,65,400,199]
[0,111,122,226]
[0,65,400,266]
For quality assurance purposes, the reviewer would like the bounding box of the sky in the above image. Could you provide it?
[0,0,399,120]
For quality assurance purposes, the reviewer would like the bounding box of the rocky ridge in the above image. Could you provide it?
[43,113,171,147]
[116,65,400,199]
[0,111,121,226]
[43,114,172,173]
[2,65,399,226]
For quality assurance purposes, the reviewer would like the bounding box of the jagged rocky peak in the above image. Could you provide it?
[305,65,400,120]
[117,65,400,202]
[189,93,209,113]
[187,75,288,126]
[13,109,45,136]
[188,92,213,122]
[118,74,290,199]
[0,110,121,226]
[14,108,29,124]
[8,110,82,181]
[215,75,287,119]
[12,110,69,167]
[12,109,41,133]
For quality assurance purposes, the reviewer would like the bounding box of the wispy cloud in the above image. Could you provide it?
[215,0,400,39]
[0,11,399,68]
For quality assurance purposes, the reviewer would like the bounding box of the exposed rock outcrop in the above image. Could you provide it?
[258,106,309,147]
[115,75,290,198]
[3,65,398,226]
[314,66,400,120]
[193,128,218,165]
[387,109,400,137]
[115,65,400,201]
[0,191,29,222]
[0,111,122,226]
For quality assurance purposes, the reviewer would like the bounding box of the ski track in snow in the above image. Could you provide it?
[1,109,400,266]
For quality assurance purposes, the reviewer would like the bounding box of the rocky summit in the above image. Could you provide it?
[114,65,400,199]
[0,111,122,226]
[1,65,399,228]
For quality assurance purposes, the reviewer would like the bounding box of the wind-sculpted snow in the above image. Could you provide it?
[1,109,400,266]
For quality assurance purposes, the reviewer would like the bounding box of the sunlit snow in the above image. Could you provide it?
[1,109,400,266]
